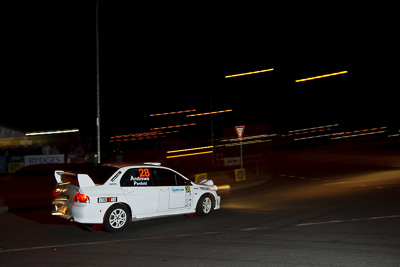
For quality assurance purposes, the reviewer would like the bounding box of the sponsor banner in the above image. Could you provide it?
[24,154,65,166]
[9,155,24,163]
[195,173,207,183]
[8,162,24,173]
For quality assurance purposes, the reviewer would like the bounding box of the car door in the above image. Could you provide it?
[153,168,192,210]
[173,172,193,210]
[152,168,171,212]
[120,168,159,217]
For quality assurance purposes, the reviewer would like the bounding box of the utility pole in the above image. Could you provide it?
[210,90,214,165]
[95,0,101,164]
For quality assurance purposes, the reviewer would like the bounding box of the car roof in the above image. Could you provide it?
[105,163,187,178]
[101,162,162,169]
[101,162,183,174]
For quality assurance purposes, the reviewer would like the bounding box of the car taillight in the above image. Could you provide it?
[73,193,90,203]
[53,189,61,197]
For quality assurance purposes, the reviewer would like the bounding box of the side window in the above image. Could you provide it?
[153,168,177,186]
[176,173,190,185]
[120,168,154,187]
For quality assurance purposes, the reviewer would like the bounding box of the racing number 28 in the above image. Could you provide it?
[139,168,150,178]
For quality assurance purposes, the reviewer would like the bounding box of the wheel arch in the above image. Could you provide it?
[196,192,216,216]
[198,192,215,205]
[103,202,132,223]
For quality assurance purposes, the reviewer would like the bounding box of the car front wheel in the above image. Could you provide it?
[196,195,214,216]
[104,204,129,232]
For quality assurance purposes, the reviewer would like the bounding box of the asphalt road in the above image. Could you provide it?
[1,157,400,266]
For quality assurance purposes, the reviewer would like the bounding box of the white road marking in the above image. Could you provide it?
[202,231,225,235]
[174,234,194,238]
[241,227,259,231]
[296,215,400,227]
[0,236,164,253]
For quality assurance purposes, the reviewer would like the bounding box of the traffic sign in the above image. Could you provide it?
[235,125,245,139]
[235,125,245,168]
[235,168,246,182]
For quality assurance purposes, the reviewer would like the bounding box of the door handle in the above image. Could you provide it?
[127,188,134,193]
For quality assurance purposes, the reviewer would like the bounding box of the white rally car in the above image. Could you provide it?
[52,163,221,232]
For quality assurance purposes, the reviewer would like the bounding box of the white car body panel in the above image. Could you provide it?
[52,164,221,225]
[122,186,159,216]
[77,174,96,187]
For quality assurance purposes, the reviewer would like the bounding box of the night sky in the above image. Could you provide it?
[3,1,398,139]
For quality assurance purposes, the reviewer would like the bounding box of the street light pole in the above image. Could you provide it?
[95,0,101,164]
[210,89,214,165]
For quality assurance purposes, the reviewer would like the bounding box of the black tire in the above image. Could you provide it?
[196,194,214,216]
[104,204,129,232]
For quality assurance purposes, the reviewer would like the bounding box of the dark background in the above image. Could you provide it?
[2,1,398,138]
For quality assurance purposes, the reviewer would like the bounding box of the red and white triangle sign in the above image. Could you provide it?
[235,125,245,139]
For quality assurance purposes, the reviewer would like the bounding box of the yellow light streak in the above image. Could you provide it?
[149,109,196,117]
[187,109,232,117]
[216,184,231,191]
[151,123,196,131]
[225,68,274,78]
[167,146,214,154]
[166,150,213,159]
[295,71,348,83]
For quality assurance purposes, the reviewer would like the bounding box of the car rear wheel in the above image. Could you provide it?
[196,195,214,216]
[104,204,129,232]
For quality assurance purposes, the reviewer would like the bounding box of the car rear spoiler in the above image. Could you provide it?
[54,170,96,187]
[77,174,96,187]
[55,170,63,183]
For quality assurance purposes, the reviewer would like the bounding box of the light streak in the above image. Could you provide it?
[331,130,386,140]
[166,150,213,159]
[110,130,179,142]
[295,70,348,83]
[26,129,79,136]
[388,130,400,138]
[288,126,387,141]
[294,133,335,141]
[151,123,196,131]
[216,139,272,148]
[288,124,338,133]
[187,109,232,117]
[149,109,196,117]
[225,68,274,78]
[217,185,231,191]
[220,134,277,142]
[167,146,214,154]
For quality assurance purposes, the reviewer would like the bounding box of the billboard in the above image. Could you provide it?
[24,154,64,166]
